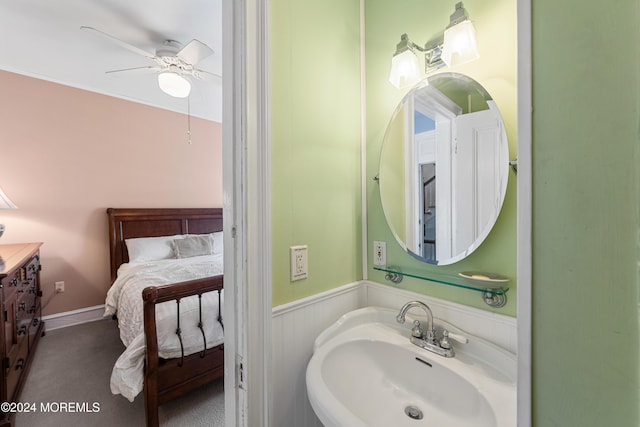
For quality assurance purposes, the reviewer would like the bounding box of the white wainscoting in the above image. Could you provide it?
[271,280,517,427]
[271,282,364,427]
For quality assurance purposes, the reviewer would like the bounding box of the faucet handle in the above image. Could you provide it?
[442,329,468,344]
[439,330,452,349]
[411,320,425,338]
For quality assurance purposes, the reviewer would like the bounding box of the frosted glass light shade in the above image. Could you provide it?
[158,72,191,98]
[0,187,17,210]
[441,20,480,67]
[0,186,16,239]
[389,49,421,89]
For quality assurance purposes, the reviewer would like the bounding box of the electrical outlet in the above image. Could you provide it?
[290,245,308,281]
[55,281,65,293]
[373,241,386,266]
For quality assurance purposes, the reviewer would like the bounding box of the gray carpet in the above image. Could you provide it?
[14,318,224,427]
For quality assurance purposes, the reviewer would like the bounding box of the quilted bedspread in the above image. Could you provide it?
[104,254,224,401]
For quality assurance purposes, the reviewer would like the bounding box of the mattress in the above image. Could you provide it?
[104,254,224,401]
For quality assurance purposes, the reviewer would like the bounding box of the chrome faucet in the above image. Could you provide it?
[396,301,435,341]
[396,301,457,358]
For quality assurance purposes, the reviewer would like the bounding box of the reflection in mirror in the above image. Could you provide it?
[379,72,509,265]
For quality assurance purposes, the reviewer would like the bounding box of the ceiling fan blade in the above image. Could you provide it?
[80,26,156,61]
[105,66,162,76]
[177,39,214,65]
[195,69,222,85]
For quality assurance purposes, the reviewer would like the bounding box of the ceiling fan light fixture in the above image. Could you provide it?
[158,72,191,98]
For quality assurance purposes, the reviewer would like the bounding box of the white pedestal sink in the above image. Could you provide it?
[306,307,516,427]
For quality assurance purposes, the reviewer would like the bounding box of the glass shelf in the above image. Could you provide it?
[372,265,510,307]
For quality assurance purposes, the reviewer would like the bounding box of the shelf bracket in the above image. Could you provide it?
[384,271,403,284]
[482,289,507,308]
[509,158,518,174]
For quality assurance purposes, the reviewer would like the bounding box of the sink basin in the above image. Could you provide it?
[306,307,516,427]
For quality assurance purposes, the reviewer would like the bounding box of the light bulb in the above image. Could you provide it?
[158,72,191,98]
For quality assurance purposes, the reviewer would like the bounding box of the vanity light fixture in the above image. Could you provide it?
[388,2,479,88]
[441,2,480,67]
[0,186,18,239]
[158,71,191,98]
[388,34,422,88]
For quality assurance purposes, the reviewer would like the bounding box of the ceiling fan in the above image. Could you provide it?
[80,26,221,98]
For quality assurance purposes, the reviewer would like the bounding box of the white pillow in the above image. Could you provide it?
[172,234,215,258]
[187,232,223,254]
[211,231,223,254]
[125,235,183,263]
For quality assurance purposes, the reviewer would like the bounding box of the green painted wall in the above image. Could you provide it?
[270,0,363,306]
[532,0,639,425]
[270,0,639,422]
[365,0,518,315]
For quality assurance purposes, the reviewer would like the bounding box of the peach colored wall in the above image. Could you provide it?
[0,70,222,316]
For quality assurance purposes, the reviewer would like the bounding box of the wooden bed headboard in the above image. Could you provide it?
[107,208,223,283]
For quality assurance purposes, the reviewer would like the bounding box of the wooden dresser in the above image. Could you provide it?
[0,243,44,426]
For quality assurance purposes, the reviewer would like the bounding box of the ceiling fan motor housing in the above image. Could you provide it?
[156,40,182,57]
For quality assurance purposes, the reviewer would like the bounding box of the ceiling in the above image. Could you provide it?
[0,0,222,122]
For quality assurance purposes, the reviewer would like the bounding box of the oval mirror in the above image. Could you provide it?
[379,72,509,265]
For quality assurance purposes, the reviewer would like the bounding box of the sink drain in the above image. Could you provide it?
[404,405,424,420]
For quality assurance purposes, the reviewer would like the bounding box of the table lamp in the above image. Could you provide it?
[0,186,18,239]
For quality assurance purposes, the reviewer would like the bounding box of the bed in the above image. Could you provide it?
[105,208,225,427]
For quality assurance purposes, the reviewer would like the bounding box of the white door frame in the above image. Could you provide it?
[516,0,532,425]
[223,0,272,426]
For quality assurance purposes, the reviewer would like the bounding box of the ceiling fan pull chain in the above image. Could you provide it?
[187,95,192,145]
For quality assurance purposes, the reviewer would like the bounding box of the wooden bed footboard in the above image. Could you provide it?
[142,274,224,427]
[107,208,225,426]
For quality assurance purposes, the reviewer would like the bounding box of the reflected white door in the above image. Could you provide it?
[451,108,504,254]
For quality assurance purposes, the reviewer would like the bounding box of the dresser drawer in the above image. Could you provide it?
[1,270,21,299]
[0,243,43,424]
[16,316,31,347]
[5,337,28,402]
[7,313,28,367]
[2,253,39,296]
[16,289,37,323]
[28,307,42,351]
[24,255,40,280]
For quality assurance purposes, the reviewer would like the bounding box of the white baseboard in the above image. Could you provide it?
[42,304,107,331]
